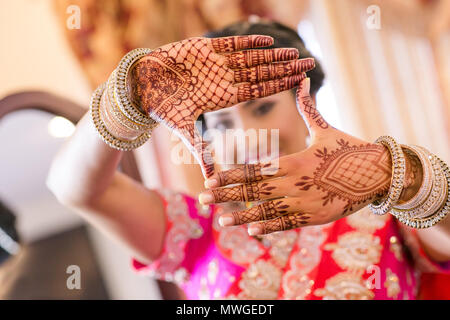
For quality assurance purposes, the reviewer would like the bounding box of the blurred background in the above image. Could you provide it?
[0,0,449,299]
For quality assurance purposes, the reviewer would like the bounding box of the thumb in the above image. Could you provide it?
[176,121,215,179]
[296,78,329,140]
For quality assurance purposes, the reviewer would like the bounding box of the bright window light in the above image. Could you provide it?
[48,116,75,138]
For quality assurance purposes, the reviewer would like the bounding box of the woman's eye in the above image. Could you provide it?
[252,102,275,117]
[214,119,233,131]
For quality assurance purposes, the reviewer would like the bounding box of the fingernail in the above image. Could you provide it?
[219,215,234,227]
[248,225,262,236]
[204,178,219,189]
[199,192,214,205]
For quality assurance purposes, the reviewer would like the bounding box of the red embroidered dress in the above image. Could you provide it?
[133,190,450,299]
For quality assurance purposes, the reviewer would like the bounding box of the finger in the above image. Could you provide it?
[205,156,296,188]
[237,73,306,103]
[177,122,215,179]
[211,35,274,53]
[218,198,303,226]
[199,179,290,204]
[296,78,330,139]
[233,58,315,83]
[226,48,299,69]
[248,213,312,236]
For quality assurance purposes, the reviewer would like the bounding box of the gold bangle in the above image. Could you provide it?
[393,145,434,211]
[392,151,449,228]
[90,83,151,151]
[106,69,157,133]
[395,171,448,229]
[369,135,406,215]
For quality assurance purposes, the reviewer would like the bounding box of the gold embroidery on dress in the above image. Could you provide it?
[218,226,265,265]
[237,260,282,299]
[384,268,401,299]
[263,230,298,268]
[281,225,329,299]
[314,272,375,300]
[207,258,219,285]
[346,206,389,233]
[389,236,404,262]
[324,231,382,271]
[147,190,204,284]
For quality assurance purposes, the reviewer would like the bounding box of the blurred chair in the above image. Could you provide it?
[0,91,181,299]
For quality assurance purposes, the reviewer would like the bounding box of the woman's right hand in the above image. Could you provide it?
[128,35,315,177]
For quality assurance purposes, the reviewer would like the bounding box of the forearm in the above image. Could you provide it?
[47,112,166,263]
[47,113,123,206]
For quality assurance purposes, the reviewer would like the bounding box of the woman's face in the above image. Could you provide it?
[204,90,311,169]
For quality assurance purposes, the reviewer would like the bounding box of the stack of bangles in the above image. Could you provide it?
[369,136,450,229]
[90,48,158,151]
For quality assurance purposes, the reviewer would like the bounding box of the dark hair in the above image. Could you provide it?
[198,20,325,133]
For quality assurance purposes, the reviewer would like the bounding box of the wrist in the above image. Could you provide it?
[371,144,393,202]
[370,141,423,205]
[398,151,423,203]
[100,82,144,141]
[126,57,147,114]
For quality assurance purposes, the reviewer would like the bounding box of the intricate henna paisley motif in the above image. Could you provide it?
[295,139,392,214]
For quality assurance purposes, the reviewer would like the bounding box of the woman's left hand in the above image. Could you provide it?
[198,77,397,235]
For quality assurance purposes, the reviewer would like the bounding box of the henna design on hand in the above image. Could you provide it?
[301,93,328,129]
[210,35,273,53]
[259,213,311,234]
[296,77,330,136]
[127,35,315,177]
[211,162,280,188]
[295,139,392,214]
[233,59,314,83]
[211,182,276,203]
[232,200,291,225]
[225,48,298,68]
[217,164,264,186]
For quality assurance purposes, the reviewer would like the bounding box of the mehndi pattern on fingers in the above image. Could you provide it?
[260,213,311,234]
[211,35,273,53]
[226,48,299,69]
[233,58,314,83]
[302,94,328,129]
[232,200,291,225]
[211,182,277,202]
[237,73,306,102]
[217,164,263,186]
[216,163,280,186]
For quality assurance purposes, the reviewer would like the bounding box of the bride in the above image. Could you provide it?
[47,20,450,300]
